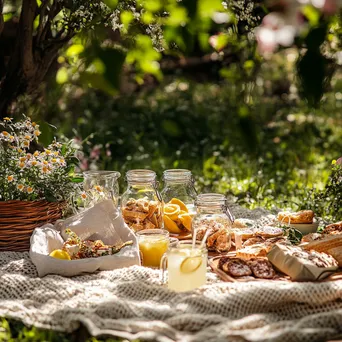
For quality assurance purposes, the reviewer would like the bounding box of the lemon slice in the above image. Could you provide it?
[169,198,188,213]
[49,249,71,260]
[164,203,180,220]
[180,256,202,274]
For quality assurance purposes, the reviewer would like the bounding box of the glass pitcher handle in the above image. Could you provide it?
[160,253,168,285]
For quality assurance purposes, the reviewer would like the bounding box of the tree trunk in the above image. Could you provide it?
[0,1,4,36]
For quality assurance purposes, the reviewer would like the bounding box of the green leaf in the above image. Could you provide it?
[143,0,161,12]
[79,72,118,96]
[161,119,182,137]
[120,10,134,28]
[37,121,56,146]
[142,11,154,24]
[71,176,84,183]
[302,5,320,26]
[102,0,118,10]
[165,6,188,26]
[3,13,13,22]
[198,0,223,19]
[66,44,84,57]
[56,67,68,84]
[96,47,126,89]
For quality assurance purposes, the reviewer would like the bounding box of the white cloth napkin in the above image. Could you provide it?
[29,200,140,277]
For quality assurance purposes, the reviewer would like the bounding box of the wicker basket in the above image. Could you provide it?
[0,200,67,252]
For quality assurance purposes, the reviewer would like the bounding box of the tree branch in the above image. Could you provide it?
[36,0,50,44]
[0,0,4,36]
[40,0,62,43]
[19,0,37,77]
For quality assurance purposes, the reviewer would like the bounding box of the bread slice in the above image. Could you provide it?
[303,234,342,266]
[277,210,314,224]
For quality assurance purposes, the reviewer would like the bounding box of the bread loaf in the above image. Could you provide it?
[303,235,342,266]
[277,210,314,224]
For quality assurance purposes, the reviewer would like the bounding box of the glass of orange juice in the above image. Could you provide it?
[137,229,170,268]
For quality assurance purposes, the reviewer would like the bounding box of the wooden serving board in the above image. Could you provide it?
[209,256,342,283]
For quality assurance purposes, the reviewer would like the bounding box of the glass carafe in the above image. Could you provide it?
[192,193,234,253]
[121,169,163,232]
[161,169,197,236]
[82,170,121,208]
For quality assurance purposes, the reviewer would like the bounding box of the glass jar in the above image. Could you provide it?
[121,169,163,232]
[161,169,197,236]
[82,170,121,208]
[192,193,234,253]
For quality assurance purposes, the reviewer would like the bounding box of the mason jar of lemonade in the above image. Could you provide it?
[161,169,197,237]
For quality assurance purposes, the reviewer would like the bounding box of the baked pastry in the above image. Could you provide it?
[322,221,342,235]
[301,233,322,243]
[247,258,275,279]
[232,219,254,229]
[303,234,342,266]
[219,257,252,277]
[236,244,268,259]
[196,219,231,252]
[255,226,284,238]
[243,236,265,247]
[277,210,314,224]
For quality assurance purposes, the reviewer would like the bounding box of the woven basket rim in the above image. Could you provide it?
[0,199,66,204]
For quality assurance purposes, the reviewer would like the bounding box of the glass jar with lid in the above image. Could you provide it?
[82,170,121,208]
[121,169,163,232]
[161,169,197,236]
[192,193,234,253]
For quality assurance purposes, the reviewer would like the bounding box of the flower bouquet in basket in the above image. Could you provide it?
[0,116,81,252]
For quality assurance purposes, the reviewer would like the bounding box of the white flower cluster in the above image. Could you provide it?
[0,116,79,202]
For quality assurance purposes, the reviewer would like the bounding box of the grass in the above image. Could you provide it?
[0,318,136,342]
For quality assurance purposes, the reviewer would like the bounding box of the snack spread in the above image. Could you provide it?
[163,198,192,234]
[122,197,163,232]
[49,229,133,260]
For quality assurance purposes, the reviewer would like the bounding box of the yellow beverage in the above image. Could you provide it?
[161,241,207,292]
[137,229,169,268]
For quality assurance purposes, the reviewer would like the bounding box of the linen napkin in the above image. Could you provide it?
[30,200,140,277]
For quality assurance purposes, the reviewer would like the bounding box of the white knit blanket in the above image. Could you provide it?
[0,206,342,342]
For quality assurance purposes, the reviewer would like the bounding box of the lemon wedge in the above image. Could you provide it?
[163,215,182,234]
[49,249,71,260]
[180,256,202,274]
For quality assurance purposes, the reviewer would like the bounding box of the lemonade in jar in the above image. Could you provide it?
[161,240,207,292]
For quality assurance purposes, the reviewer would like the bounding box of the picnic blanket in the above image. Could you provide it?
[0,205,342,342]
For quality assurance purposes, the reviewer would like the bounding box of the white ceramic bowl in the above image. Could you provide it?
[289,219,319,235]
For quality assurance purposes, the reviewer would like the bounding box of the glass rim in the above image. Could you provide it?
[163,169,192,182]
[195,193,226,207]
[136,229,169,237]
[169,239,207,251]
[83,170,121,179]
[126,169,156,183]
